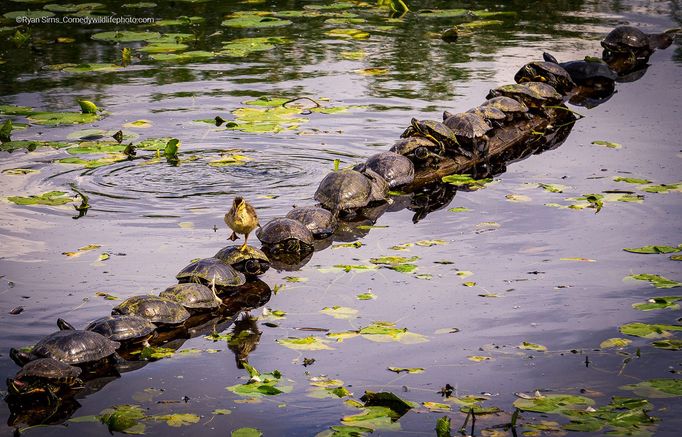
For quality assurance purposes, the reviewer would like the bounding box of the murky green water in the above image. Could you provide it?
[1,0,681,435]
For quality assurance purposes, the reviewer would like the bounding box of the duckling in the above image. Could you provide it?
[224,197,259,251]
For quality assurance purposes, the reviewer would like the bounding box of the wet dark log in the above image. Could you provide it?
[406,112,555,190]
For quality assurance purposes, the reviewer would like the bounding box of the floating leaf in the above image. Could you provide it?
[591,140,622,149]
[388,367,424,374]
[330,264,378,273]
[652,339,682,350]
[150,51,214,62]
[277,336,333,350]
[208,154,252,167]
[620,379,682,398]
[123,120,152,129]
[354,67,388,75]
[222,15,292,28]
[370,256,419,265]
[462,281,476,287]
[442,174,492,189]
[619,322,682,339]
[448,207,470,212]
[358,321,428,344]
[423,402,450,412]
[467,355,492,362]
[212,409,231,415]
[2,168,38,175]
[333,241,363,249]
[505,193,531,202]
[221,36,289,57]
[671,255,682,261]
[98,404,146,435]
[625,274,681,289]
[560,257,596,262]
[92,30,161,42]
[232,427,263,437]
[600,338,632,349]
[538,183,567,193]
[624,245,681,254]
[640,183,681,193]
[327,28,370,40]
[151,413,200,427]
[519,341,547,352]
[8,191,72,206]
[356,292,376,300]
[632,296,681,311]
[415,240,447,247]
[456,271,474,278]
[137,346,176,359]
[513,394,595,414]
[283,276,307,283]
[614,176,652,184]
[321,306,358,319]
[28,112,100,125]
[341,406,401,431]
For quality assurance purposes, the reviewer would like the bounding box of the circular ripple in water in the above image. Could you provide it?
[71,148,331,218]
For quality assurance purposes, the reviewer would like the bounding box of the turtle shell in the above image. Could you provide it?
[286,206,338,238]
[358,152,414,188]
[314,169,372,211]
[176,257,246,289]
[601,26,650,52]
[214,245,271,276]
[481,96,529,115]
[513,61,576,95]
[559,59,617,85]
[112,295,191,326]
[16,358,82,381]
[443,112,492,139]
[31,330,120,365]
[8,358,82,396]
[160,283,221,311]
[486,83,562,108]
[256,217,315,254]
[465,106,506,123]
[85,315,156,343]
[360,167,389,203]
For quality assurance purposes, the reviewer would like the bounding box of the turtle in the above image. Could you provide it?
[160,283,222,312]
[465,105,507,128]
[9,330,120,367]
[542,52,617,90]
[401,118,470,158]
[486,82,563,111]
[214,244,271,276]
[56,316,156,346]
[112,295,191,326]
[285,206,338,238]
[314,169,373,214]
[360,167,390,204]
[513,61,576,95]
[6,358,83,398]
[601,26,652,56]
[442,112,493,159]
[389,136,443,166]
[256,217,315,255]
[480,96,530,121]
[354,151,415,189]
[176,257,246,291]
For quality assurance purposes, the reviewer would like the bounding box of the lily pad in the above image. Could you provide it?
[1,140,72,152]
[614,176,652,184]
[640,183,681,193]
[221,37,289,57]
[513,394,595,414]
[0,105,34,115]
[8,191,73,206]
[600,338,632,349]
[632,296,681,311]
[150,413,200,427]
[591,140,622,149]
[652,339,682,350]
[320,306,358,319]
[60,63,124,73]
[232,428,263,437]
[624,245,681,254]
[150,51,214,62]
[221,15,292,28]
[98,404,146,434]
[448,206,470,212]
[519,341,547,352]
[139,42,189,53]
[92,30,161,42]
[387,367,424,374]
[356,292,376,300]
[626,274,681,289]
[619,322,682,339]
[620,379,682,398]
[277,336,333,350]
[358,321,428,344]
[28,112,100,125]
[442,174,492,189]
[226,368,291,398]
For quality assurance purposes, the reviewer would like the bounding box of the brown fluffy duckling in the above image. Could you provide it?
[224,197,259,251]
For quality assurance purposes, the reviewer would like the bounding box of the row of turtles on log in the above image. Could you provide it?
[4,25,679,409]
[5,245,274,400]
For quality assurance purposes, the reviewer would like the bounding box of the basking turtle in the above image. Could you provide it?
[442,112,493,159]
[176,257,246,291]
[390,136,443,166]
[9,330,120,367]
[256,217,315,255]
[354,151,415,189]
[480,96,529,121]
[314,169,373,214]
[401,118,470,157]
[601,26,662,58]
[285,206,338,238]
[214,245,271,276]
[57,316,156,346]
[465,106,507,128]
[360,167,389,204]
[513,61,576,95]
[486,82,563,111]
[112,295,191,326]
[542,52,617,90]
[7,358,83,398]
[160,283,222,312]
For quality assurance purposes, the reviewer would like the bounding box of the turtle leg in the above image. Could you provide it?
[228,231,239,241]
[240,232,250,251]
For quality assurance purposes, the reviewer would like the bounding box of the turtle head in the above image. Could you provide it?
[57,318,75,331]
[9,348,32,367]
[6,377,48,397]
[244,259,262,276]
